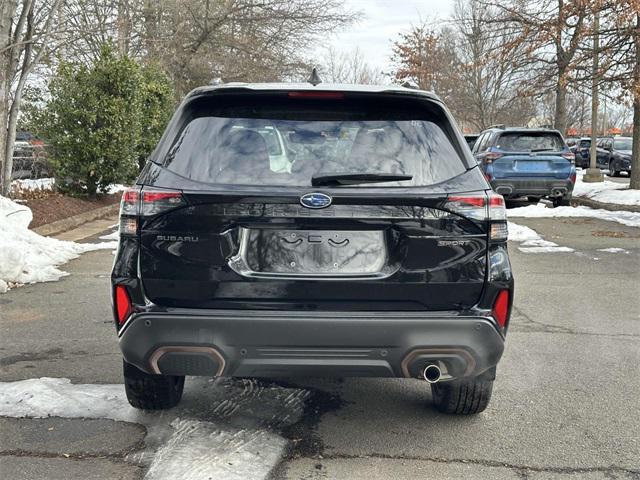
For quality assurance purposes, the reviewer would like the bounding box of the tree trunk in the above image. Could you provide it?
[0,0,16,196]
[630,13,640,190]
[554,70,568,134]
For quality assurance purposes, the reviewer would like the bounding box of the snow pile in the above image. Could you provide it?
[508,222,574,253]
[574,173,640,206]
[507,203,640,228]
[0,195,117,293]
[11,177,55,192]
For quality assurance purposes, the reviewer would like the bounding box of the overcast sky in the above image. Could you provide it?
[316,0,455,76]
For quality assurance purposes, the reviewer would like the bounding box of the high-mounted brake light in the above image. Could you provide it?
[288,91,345,99]
[492,289,510,328]
[115,285,132,326]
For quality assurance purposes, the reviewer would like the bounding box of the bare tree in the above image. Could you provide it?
[595,0,640,188]
[0,0,65,196]
[483,0,588,134]
[319,47,384,84]
[451,0,533,130]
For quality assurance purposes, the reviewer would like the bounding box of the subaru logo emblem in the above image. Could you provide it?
[300,192,332,209]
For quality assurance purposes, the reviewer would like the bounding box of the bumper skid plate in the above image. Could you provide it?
[119,310,504,380]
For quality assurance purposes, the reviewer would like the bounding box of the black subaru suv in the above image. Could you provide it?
[112,83,513,414]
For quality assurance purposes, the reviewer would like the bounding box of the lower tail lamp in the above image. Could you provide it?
[115,285,133,326]
[492,289,510,328]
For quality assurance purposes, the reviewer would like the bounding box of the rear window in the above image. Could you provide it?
[159,93,466,187]
[496,132,564,152]
[613,138,631,150]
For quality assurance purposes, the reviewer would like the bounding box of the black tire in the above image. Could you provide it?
[608,161,619,177]
[123,360,185,410]
[552,195,571,207]
[431,376,493,415]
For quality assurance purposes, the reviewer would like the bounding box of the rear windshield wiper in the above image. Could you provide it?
[311,173,413,187]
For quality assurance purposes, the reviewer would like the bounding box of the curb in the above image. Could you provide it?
[572,196,640,213]
[33,204,119,237]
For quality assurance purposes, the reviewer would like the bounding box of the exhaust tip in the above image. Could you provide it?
[422,364,442,383]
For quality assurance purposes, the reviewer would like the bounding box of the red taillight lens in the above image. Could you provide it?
[484,152,503,164]
[288,91,344,99]
[492,289,510,328]
[447,195,486,208]
[562,152,575,163]
[120,188,139,216]
[141,188,185,216]
[569,171,577,184]
[115,285,132,326]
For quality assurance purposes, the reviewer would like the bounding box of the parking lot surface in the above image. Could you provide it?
[1,215,639,479]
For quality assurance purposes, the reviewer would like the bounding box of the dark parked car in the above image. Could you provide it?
[596,137,632,177]
[464,133,479,150]
[472,127,576,206]
[571,137,592,168]
[112,83,513,415]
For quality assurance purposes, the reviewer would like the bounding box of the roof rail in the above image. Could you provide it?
[487,124,505,130]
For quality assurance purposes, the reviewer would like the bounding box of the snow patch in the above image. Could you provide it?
[99,229,119,241]
[146,419,286,480]
[0,195,117,292]
[574,173,640,206]
[11,177,55,192]
[508,222,574,253]
[507,203,640,228]
[0,377,307,480]
[597,247,630,254]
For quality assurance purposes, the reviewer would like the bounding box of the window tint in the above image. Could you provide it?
[474,132,489,152]
[613,138,632,150]
[496,132,564,152]
[579,140,590,148]
[161,95,467,187]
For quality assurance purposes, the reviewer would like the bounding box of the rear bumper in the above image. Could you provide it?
[490,177,574,198]
[118,310,505,380]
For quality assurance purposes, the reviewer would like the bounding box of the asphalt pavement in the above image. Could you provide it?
[1,214,639,479]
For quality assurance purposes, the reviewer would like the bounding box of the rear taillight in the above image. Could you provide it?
[562,152,575,164]
[444,192,507,242]
[119,187,185,235]
[492,289,510,328]
[141,189,185,216]
[569,171,577,184]
[484,152,503,164]
[114,285,132,326]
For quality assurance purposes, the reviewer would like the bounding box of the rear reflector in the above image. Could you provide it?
[492,289,510,328]
[115,285,132,326]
